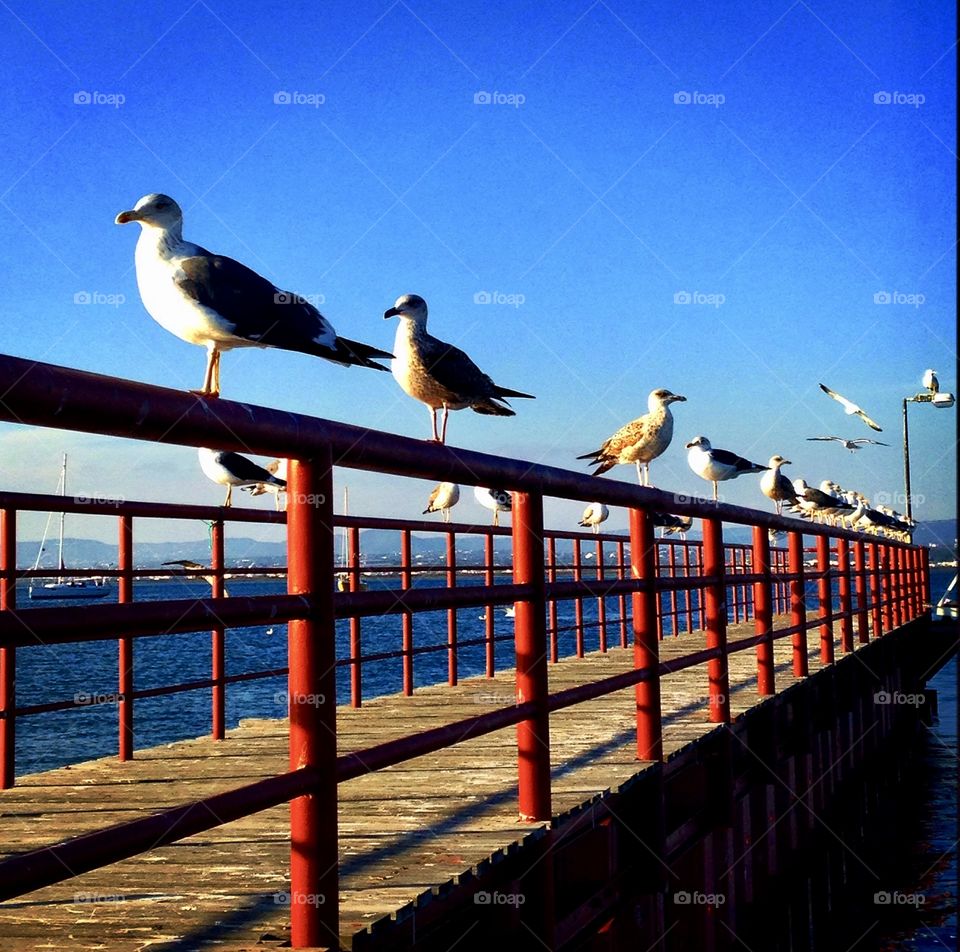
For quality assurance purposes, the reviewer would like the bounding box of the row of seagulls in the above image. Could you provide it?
[818,383,883,432]
[116,194,392,397]
[685,436,768,501]
[197,448,285,507]
[385,294,535,444]
[806,436,889,452]
[577,389,686,486]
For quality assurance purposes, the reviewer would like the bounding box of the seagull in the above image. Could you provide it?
[383,294,534,443]
[116,194,392,396]
[577,389,687,486]
[818,383,883,432]
[806,436,889,452]
[685,436,768,501]
[244,459,288,509]
[760,455,798,515]
[162,559,229,596]
[791,479,853,524]
[577,502,610,533]
[198,447,286,507]
[474,486,512,526]
[649,511,693,539]
[423,482,460,522]
[922,369,939,393]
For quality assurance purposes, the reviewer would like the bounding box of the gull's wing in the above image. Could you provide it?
[807,436,841,442]
[218,451,285,485]
[855,409,883,432]
[417,334,501,401]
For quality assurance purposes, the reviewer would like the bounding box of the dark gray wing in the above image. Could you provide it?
[417,334,500,400]
[218,451,285,485]
[710,447,766,471]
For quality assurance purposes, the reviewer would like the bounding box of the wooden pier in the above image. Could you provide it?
[1,614,854,951]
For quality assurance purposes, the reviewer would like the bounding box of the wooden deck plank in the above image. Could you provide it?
[0,615,848,950]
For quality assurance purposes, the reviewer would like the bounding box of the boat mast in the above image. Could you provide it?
[57,452,67,582]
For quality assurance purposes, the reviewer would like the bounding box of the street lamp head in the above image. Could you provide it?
[932,392,955,408]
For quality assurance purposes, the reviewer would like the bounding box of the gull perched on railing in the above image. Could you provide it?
[244,459,288,510]
[384,294,534,444]
[577,502,609,533]
[818,383,883,432]
[198,448,285,507]
[760,455,798,515]
[116,193,392,397]
[423,482,460,522]
[806,436,889,452]
[577,388,686,486]
[685,436,768,501]
[474,486,512,526]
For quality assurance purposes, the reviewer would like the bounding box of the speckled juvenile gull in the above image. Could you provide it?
[423,482,460,522]
[760,455,797,514]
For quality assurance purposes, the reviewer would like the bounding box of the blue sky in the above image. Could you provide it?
[0,1,955,546]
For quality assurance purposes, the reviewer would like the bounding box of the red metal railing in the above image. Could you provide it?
[0,353,930,945]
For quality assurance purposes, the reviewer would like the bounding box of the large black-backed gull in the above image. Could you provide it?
[685,436,768,501]
[198,447,285,507]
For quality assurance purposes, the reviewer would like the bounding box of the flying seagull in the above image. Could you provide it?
[198,447,286,507]
[922,369,939,393]
[759,455,798,515]
[116,194,392,396]
[384,294,534,443]
[818,383,882,432]
[474,486,512,526]
[685,436,768,501]
[806,436,889,452]
[577,502,610,533]
[423,482,460,522]
[162,559,229,595]
[577,389,686,486]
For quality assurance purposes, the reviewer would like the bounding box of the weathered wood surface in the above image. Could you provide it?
[0,615,848,950]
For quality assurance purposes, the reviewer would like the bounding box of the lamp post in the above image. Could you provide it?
[902,389,955,520]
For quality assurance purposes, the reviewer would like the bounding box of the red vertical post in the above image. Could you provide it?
[697,543,707,631]
[869,542,882,637]
[683,543,693,633]
[596,539,607,652]
[854,541,869,644]
[446,533,457,686]
[210,520,225,741]
[703,517,731,723]
[547,536,558,663]
[752,527,774,696]
[837,538,853,654]
[788,531,808,678]
[654,544,664,640]
[730,548,741,624]
[287,454,339,947]
[348,526,362,708]
[815,534,834,665]
[667,543,678,636]
[573,538,584,657]
[118,514,135,760]
[910,548,922,617]
[485,532,495,677]
[400,529,413,696]
[630,508,662,760]
[921,546,931,610]
[512,491,551,821]
[881,545,894,632]
[888,546,901,628]
[0,509,16,789]
[616,540,628,648]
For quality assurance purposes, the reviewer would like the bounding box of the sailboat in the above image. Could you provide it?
[28,454,110,600]
[335,487,365,592]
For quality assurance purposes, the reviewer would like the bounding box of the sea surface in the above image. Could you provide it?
[6,567,957,946]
